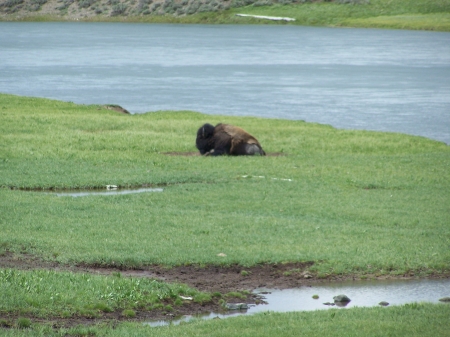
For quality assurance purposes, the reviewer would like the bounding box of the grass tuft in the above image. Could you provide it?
[16,317,32,329]
[121,309,136,318]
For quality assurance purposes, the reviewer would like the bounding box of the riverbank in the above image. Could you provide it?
[2,92,449,272]
[1,93,449,334]
[1,0,450,31]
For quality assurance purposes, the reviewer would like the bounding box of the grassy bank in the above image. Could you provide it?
[1,0,450,31]
[1,93,449,272]
[1,93,449,334]
[0,268,208,318]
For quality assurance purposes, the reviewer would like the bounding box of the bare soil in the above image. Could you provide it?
[1,252,448,328]
[0,252,317,293]
[163,151,286,156]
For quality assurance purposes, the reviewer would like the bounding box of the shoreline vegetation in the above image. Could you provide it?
[0,0,449,31]
[1,93,449,335]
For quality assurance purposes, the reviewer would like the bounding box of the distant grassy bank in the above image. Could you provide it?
[1,0,450,31]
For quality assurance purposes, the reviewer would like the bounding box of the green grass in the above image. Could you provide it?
[1,93,449,334]
[343,13,450,31]
[2,303,450,336]
[0,268,204,318]
[1,93,449,276]
[229,0,450,30]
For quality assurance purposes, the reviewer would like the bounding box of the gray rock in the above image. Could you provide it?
[333,294,351,303]
[439,297,450,302]
[224,303,249,310]
[334,301,348,307]
[103,104,130,114]
[379,301,389,306]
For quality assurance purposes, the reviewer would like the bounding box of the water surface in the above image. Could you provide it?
[1,22,449,143]
[147,279,450,327]
[49,187,163,197]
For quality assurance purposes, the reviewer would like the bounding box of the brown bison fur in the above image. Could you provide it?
[196,123,266,156]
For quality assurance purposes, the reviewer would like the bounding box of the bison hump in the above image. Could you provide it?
[220,124,259,144]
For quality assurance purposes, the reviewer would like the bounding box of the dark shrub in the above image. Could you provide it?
[111,3,127,15]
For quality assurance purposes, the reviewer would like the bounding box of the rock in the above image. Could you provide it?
[224,303,249,310]
[334,301,347,307]
[103,104,130,114]
[439,297,450,302]
[333,294,351,303]
[379,301,389,306]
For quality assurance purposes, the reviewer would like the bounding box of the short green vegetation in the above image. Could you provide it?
[15,318,31,329]
[2,304,450,336]
[1,93,449,275]
[121,309,136,318]
[0,93,449,334]
[229,0,450,31]
[0,268,204,317]
[1,0,450,31]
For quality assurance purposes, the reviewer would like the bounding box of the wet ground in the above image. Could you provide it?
[148,279,450,326]
[162,152,286,157]
[51,187,163,197]
[1,252,449,328]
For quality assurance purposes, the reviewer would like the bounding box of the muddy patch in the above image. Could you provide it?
[45,260,317,294]
[0,252,316,293]
[162,152,286,157]
[2,252,449,293]
[101,104,130,114]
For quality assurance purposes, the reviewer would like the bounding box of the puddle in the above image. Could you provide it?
[50,187,163,197]
[252,279,450,312]
[145,279,450,327]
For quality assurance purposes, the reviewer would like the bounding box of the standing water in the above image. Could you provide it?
[146,279,450,327]
[0,23,449,143]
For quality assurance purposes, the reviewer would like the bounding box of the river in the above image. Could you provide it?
[0,22,449,143]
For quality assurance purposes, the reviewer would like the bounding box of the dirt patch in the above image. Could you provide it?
[0,252,314,293]
[80,262,317,293]
[163,151,200,156]
[101,104,130,114]
[163,152,286,157]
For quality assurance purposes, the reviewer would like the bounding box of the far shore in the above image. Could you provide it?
[1,0,449,31]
